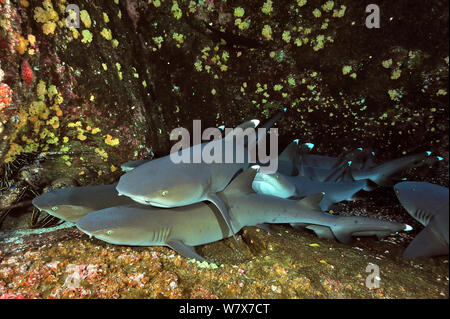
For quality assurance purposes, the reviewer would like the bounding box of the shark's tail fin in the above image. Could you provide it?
[252,108,287,145]
[403,221,448,260]
[260,108,287,131]
[368,152,438,187]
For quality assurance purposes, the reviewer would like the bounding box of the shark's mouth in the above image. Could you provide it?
[130,196,171,208]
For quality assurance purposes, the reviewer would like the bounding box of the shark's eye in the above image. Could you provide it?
[161,190,168,196]
[106,230,113,235]
[51,206,58,211]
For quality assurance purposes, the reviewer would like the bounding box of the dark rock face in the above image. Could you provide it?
[1,0,448,176]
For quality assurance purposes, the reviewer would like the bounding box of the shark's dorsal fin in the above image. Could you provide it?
[278,140,300,175]
[296,193,324,211]
[323,163,352,183]
[279,140,299,163]
[222,167,258,196]
[224,119,259,144]
[341,163,356,182]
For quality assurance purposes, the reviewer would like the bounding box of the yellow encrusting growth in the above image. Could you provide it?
[234,7,245,17]
[101,28,113,41]
[391,69,402,80]
[33,0,59,35]
[342,65,352,75]
[262,0,273,15]
[262,25,273,40]
[105,134,120,146]
[171,1,182,20]
[80,10,92,28]
[81,30,93,43]
[382,59,393,68]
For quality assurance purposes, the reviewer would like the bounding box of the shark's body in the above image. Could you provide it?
[295,145,377,171]
[252,171,370,211]
[115,114,282,240]
[279,149,437,186]
[31,184,136,223]
[78,169,409,262]
[278,142,377,172]
[394,181,449,260]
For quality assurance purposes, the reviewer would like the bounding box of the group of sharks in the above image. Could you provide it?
[31,114,448,262]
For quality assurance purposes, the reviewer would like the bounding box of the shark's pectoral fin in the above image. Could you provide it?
[167,240,210,263]
[403,226,449,260]
[206,192,239,242]
[306,225,336,240]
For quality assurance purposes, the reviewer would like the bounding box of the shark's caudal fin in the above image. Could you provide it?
[247,108,287,151]
[224,109,285,147]
[260,108,287,131]
[403,225,449,260]
[369,152,438,187]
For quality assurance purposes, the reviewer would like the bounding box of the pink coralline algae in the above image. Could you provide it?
[0,83,12,111]
[21,59,33,86]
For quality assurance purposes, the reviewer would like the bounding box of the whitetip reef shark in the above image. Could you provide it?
[252,167,371,211]
[291,142,377,171]
[77,168,411,262]
[31,184,136,223]
[277,141,440,186]
[115,113,283,242]
[394,181,449,260]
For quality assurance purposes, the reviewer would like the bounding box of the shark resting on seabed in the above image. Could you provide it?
[76,167,411,263]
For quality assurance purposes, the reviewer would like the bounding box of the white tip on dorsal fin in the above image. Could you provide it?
[251,119,260,127]
[224,119,259,143]
[404,224,413,231]
[223,167,258,196]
